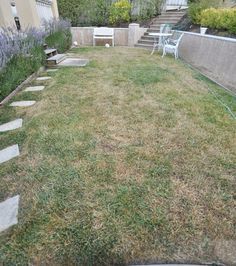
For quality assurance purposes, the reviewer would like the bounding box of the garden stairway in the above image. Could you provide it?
[44,46,66,67]
[135,10,186,49]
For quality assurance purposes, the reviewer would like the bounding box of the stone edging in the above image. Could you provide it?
[0,67,45,106]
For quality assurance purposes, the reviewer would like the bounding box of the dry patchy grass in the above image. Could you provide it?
[0,47,235,265]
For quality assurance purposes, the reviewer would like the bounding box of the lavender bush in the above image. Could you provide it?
[0,18,71,101]
[43,18,72,53]
[43,17,71,35]
[0,27,45,69]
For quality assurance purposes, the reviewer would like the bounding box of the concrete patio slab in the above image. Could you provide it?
[0,144,20,164]
[47,69,58,72]
[0,119,23,132]
[10,101,36,107]
[0,195,20,232]
[24,86,45,92]
[58,58,89,67]
[36,77,52,81]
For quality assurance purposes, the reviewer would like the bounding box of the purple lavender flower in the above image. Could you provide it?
[0,27,46,68]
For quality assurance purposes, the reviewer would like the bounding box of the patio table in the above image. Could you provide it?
[149,33,172,55]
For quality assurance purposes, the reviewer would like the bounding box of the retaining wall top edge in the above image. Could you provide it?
[176,30,236,43]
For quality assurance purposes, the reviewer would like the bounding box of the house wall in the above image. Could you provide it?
[0,0,15,28]
[0,0,59,30]
[14,0,41,29]
[178,32,236,94]
[71,25,147,47]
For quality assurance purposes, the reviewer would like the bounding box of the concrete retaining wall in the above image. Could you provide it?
[71,25,147,47]
[179,32,236,94]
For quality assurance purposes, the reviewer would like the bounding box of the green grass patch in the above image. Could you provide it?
[0,47,235,265]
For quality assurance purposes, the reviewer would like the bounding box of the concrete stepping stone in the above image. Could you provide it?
[58,58,89,67]
[0,119,23,132]
[24,86,45,92]
[10,101,36,107]
[36,77,51,81]
[47,69,58,72]
[0,195,20,232]
[0,144,20,164]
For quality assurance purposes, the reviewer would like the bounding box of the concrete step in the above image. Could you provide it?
[157,14,184,19]
[138,39,155,45]
[135,43,153,50]
[165,11,186,14]
[160,12,185,16]
[47,54,66,66]
[151,19,181,24]
[153,18,182,23]
[44,48,57,58]
[135,10,186,49]
[146,29,162,33]
[141,35,156,41]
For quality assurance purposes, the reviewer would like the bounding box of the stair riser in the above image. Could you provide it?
[138,40,155,45]
[147,29,162,33]
[159,13,185,17]
[141,36,156,40]
[150,24,178,29]
[47,56,66,66]
[156,14,184,18]
[151,19,181,24]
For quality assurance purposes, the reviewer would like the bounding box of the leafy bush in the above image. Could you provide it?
[132,0,164,22]
[57,0,165,26]
[200,8,236,34]
[188,0,221,24]
[109,0,131,26]
[57,0,112,27]
[44,18,72,53]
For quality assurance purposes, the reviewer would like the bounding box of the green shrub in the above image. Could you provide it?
[109,0,131,26]
[57,0,112,27]
[0,47,45,101]
[44,18,72,53]
[188,0,221,24]
[200,8,236,34]
[45,30,72,53]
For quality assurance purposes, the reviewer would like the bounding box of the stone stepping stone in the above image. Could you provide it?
[58,58,89,67]
[0,195,20,232]
[47,69,58,72]
[10,101,36,107]
[36,77,51,81]
[24,86,45,92]
[0,144,20,164]
[0,119,23,133]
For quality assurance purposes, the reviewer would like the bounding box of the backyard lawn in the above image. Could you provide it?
[0,47,235,265]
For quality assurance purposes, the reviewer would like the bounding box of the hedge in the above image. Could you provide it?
[201,8,236,34]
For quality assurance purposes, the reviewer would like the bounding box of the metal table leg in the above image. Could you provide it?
[151,36,158,55]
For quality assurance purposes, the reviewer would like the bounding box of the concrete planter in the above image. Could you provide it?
[200,27,208,35]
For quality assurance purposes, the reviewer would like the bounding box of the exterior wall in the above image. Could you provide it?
[51,0,59,18]
[0,0,15,28]
[179,32,236,94]
[71,26,147,47]
[15,0,40,29]
[0,0,59,30]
